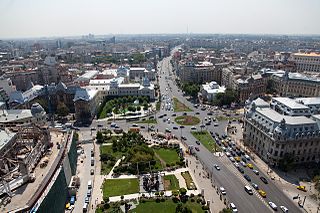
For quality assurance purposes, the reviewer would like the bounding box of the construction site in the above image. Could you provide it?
[0,125,55,212]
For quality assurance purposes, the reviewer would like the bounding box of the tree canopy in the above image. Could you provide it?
[213,89,238,106]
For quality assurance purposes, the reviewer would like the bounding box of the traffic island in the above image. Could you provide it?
[173,97,192,112]
[175,116,200,126]
[191,131,221,152]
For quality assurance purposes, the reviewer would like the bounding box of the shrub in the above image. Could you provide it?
[172,190,179,197]
[196,198,202,203]
[166,163,171,167]
[156,198,160,203]
[155,191,160,196]
[179,188,187,195]
[190,198,195,202]
[160,191,165,196]
[202,205,210,210]
[172,197,179,203]
[190,193,195,198]
[201,200,206,205]
[120,200,125,205]
[198,193,202,197]
[121,195,124,200]
[161,198,165,202]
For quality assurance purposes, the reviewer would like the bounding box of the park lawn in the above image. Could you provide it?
[103,178,139,197]
[181,171,196,190]
[129,199,204,213]
[136,119,157,124]
[100,145,123,175]
[175,115,200,126]
[191,131,221,152]
[163,175,180,191]
[154,148,180,165]
[173,98,192,112]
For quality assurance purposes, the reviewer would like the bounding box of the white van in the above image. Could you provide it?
[244,185,253,195]
[88,180,92,189]
[230,203,238,212]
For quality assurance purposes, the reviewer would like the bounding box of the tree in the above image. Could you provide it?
[213,89,238,106]
[56,102,69,117]
[96,131,104,144]
[182,83,200,98]
[279,153,295,172]
[220,208,233,213]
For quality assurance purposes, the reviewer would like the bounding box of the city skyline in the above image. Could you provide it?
[1,0,320,39]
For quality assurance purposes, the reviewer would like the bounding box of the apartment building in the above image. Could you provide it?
[178,61,220,83]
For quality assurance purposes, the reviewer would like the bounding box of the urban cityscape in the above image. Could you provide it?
[0,0,320,213]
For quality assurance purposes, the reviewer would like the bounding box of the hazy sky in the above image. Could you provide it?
[1,0,320,38]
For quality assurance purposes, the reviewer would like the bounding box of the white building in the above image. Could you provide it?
[0,103,46,129]
[129,67,155,82]
[201,81,226,102]
[292,52,320,72]
[244,97,320,166]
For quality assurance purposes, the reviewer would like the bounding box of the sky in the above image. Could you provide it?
[0,0,320,39]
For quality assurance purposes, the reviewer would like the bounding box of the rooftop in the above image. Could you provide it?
[272,97,309,110]
[0,129,16,150]
[0,109,33,123]
[295,97,320,106]
[293,52,320,57]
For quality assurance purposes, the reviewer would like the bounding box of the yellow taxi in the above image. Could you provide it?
[235,157,241,162]
[247,163,253,169]
[297,185,307,192]
[258,190,266,198]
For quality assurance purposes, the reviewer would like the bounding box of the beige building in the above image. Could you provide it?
[244,97,320,166]
[178,61,220,83]
[272,71,320,97]
[292,52,320,72]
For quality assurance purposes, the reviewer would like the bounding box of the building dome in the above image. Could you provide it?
[31,102,45,115]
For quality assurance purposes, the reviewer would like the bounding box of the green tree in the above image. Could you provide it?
[220,208,233,213]
[96,131,104,144]
[213,89,238,106]
[279,153,295,172]
[56,102,69,117]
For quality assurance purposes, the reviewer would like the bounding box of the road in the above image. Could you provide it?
[154,52,302,212]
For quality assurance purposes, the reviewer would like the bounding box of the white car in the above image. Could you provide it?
[191,126,197,130]
[225,152,231,157]
[234,162,239,168]
[219,187,226,195]
[214,164,220,170]
[229,157,235,162]
[268,202,277,210]
[280,206,288,212]
[240,161,247,167]
[251,183,259,190]
[253,169,259,175]
[230,203,238,212]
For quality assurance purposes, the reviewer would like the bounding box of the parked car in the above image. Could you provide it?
[214,164,220,170]
[260,176,268,184]
[268,202,277,211]
[244,174,251,182]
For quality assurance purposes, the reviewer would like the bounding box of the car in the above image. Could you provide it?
[214,123,219,126]
[181,136,187,140]
[214,164,220,170]
[191,126,197,130]
[219,187,226,195]
[258,189,266,198]
[165,128,171,133]
[238,167,244,173]
[247,163,253,169]
[240,161,247,167]
[229,157,235,162]
[235,157,241,162]
[297,185,307,191]
[90,169,94,175]
[195,147,200,151]
[87,189,92,197]
[172,113,176,117]
[244,185,253,195]
[260,176,268,184]
[196,141,200,145]
[253,169,259,175]
[195,112,200,115]
[280,206,288,213]
[230,203,238,212]
[85,196,89,203]
[234,162,239,168]
[225,152,231,157]
[244,174,251,182]
[252,183,259,190]
[173,126,178,130]
[97,124,103,127]
[207,112,213,116]
[140,126,145,129]
[244,154,251,161]
[180,125,185,128]
[183,112,187,116]
[268,202,277,210]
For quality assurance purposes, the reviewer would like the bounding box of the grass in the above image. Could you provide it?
[102,178,139,197]
[154,148,180,165]
[136,119,157,124]
[163,175,180,191]
[191,131,221,152]
[156,101,161,111]
[173,97,192,112]
[129,199,204,213]
[175,115,200,126]
[100,145,123,175]
[181,171,196,190]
